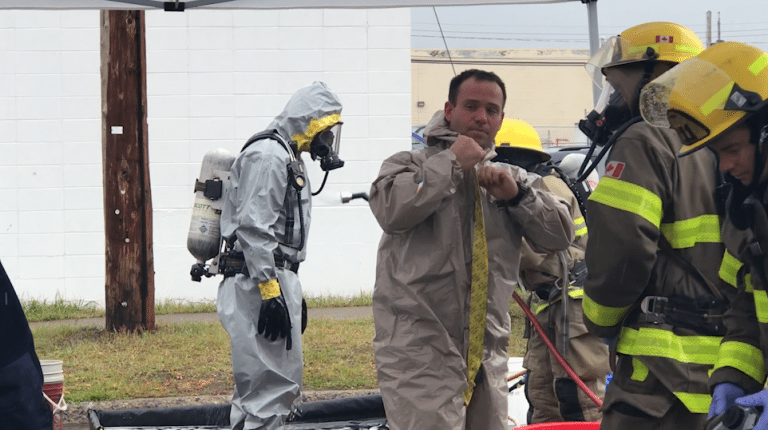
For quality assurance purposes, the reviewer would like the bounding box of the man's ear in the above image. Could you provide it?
[444,101,454,122]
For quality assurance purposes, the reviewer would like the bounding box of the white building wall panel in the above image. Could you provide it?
[1,8,411,305]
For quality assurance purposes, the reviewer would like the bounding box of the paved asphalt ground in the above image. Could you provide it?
[31,307,375,429]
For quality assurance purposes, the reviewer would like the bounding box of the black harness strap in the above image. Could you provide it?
[241,129,307,252]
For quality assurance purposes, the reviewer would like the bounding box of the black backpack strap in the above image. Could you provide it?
[241,129,295,160]
[537,161,591,225]
[240,129,307,252]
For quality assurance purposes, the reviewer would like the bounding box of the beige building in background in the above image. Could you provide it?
[412,48,595,146]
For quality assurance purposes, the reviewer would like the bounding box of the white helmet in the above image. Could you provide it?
[559,153,600,191]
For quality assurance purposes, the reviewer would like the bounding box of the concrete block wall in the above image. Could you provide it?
[0,8,412,305]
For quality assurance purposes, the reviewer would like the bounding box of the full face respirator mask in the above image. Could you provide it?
[310,122,344,171]
[579,84,632,146]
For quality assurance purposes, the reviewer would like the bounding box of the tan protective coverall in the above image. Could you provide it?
[369,113,574,430]
[583,122,733,430]
[521,174,610,423]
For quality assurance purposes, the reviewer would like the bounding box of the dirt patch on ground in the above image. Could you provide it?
[64,390,380,425]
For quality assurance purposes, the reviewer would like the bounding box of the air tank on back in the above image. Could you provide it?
[187,148,235,281]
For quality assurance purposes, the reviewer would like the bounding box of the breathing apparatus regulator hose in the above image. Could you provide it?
[512,291,603,408]
[575,116,644,184]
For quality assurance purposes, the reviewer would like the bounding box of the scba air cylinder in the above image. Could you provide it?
[187,148,235,277]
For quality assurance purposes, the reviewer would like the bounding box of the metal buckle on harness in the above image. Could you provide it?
[640,296,668,325]
[274,256,299,274]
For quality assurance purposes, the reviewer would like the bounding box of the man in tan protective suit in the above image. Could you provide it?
[369,69,575,430]
[492,118,610,424]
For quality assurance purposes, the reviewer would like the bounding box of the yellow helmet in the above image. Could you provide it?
[586,22,704,85]
[495,118,550,160]
[640,41,768,155]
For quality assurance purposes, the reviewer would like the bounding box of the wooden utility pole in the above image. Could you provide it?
[100,10,155,332]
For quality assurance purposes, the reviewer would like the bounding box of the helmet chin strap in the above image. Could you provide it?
[633,56,658,117]
[628,47,661,117]
[753,124,768,190]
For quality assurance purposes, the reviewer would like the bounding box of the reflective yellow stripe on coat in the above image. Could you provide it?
[590,179,723,250]
[617,326,721,364]
[532,287,583,315]
[755,289,768,323]
[617,326,721,413]
[720,250,743,288]
[573,215,587,238]
[660,214,721,248]
[589,177,662,228]
[713,341,766,384]
[582,294,631,327]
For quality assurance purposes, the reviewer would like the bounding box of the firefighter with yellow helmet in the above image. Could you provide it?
[641,41,768,429]
[494,118,610,423]
[580,22,738,429]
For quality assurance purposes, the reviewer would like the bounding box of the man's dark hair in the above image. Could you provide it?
[448,69,507,107]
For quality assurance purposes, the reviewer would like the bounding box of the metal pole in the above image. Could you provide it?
[584,0,601,105]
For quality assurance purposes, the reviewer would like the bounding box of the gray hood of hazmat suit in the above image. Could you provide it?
[370,110,574,430]
[217,81,342,430]
[267,81,343,152]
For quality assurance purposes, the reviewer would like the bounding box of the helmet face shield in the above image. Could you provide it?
[585,36,620,87]
[666,110,711,147]
[586,35,660,84]
[594,82,618,114]
[640,58,751,154]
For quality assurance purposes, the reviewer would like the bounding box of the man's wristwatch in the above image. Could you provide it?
[496,181,530,207]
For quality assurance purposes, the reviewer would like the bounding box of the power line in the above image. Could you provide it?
[413,29,591,36]
[413,34,592,43]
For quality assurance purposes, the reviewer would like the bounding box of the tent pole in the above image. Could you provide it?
[584,0,600,105]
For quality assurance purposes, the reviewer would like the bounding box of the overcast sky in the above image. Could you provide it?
[412,0,768,53]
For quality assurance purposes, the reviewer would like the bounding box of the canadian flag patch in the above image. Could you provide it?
[605,161,626,179]
[656,35,674,43]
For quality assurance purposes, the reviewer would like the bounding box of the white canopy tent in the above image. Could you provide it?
[6,0,584,10]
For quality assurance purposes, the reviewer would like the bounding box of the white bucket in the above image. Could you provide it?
[40,360,66,430]
[40,360,64,384]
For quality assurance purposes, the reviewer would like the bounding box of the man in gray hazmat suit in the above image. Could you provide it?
[369,69,575,430]
[217,81,344,430]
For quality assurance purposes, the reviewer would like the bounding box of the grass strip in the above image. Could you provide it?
[32,306,527,402]
[23,294,374,322]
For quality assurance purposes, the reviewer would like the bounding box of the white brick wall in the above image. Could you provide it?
[0,9,412,305]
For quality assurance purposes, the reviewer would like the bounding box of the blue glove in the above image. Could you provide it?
[601,337,617,348]
[709,383,745,419]
[735,390,768,430]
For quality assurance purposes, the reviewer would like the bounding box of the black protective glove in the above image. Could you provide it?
[301,298,308,334]
[257,296,293,350]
